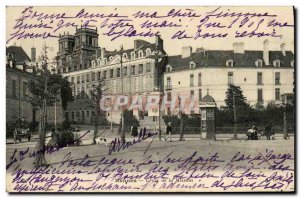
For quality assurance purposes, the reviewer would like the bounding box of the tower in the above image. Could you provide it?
[74,27,99,70]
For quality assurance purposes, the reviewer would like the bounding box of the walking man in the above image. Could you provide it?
[164,122,172,142]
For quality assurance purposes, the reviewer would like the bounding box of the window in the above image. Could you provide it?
[97,71,101,80]
[291,60,294,67]
[92,73,95,81]
[190,90,194,97]
[71,77,75,83]
[138,64,143,74]
[81,75,85,83]
[190,74,194,87]
[138,50,144,58]
[103,70,107,79]
[167,92,172,101]
[110,69,114,78]
[117,68,121,77]
[86,74,90,82]
[131,65,136,75]
[123,67,127,76]
[226,59,234,67]
[256,59,263,67]
[166,65,172,72]
[275,88,280,101]
[190,61,196,69]
[122,53,127,59]
[87,111,90,117]
[257,72,263,85]
[146,48,151,56]
[166,77,171,90]
[198,73,202,86]
[257,89,263,103]
[199,89,202,101]
[275,72,280,85]
[131,52,135,60]
[23,82,27,98]
[228,72,234,85]
[274,60,280,67]
[146,63,151,73]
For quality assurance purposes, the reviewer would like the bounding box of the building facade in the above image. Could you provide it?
[163,40,294,116]
[57,27,167,124]
[6,45,64,125]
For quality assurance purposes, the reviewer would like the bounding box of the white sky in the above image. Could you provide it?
[6,6,294,61]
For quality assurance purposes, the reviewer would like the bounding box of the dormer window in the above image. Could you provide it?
[255,59,263,67]
[189,61,196,69]
[166,65,173,72]
[91,60,96,68]
[109,56,113,61]
[122,53,128,59]
[146,48,151,57]
[131,52,135,60]
[138,50,144,58]
[291,60,294,67]
[273,59,280,67]
[226,59,234,67]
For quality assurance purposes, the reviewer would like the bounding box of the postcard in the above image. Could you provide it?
[6,6,295,192]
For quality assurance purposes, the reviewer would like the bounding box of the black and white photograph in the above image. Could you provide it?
[5,5,295,192]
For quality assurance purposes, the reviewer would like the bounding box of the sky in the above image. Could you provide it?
[6,6,294,61]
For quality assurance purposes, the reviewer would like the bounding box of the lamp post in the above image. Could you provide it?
[149,47,166,141]
[119,45,125,143]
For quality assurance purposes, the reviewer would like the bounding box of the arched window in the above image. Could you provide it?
[122,53,128,59]
[138,50,144,58]
[166,65,173,72]
[131,52,136,60]
[255,59,263,67]
[226,59,234,67]
[97,59,101,67]
[91,60,96,68]
[189,61,196,69]
[146,48,151,57]
[273,59,280,67]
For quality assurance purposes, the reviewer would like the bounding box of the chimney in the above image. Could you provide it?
[233,42,245,54]
[31,47,36,62]
[263,39,270,66]
[155,36,164,51]
[280,43,286,56]
[181,46,192,58]
[101,47,106,59]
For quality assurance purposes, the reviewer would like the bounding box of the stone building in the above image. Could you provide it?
[57,27,167,125]
[6,45,65,126]
[163,40,294,116]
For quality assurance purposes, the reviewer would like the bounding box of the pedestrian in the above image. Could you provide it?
[265,123,272,140]
[143,127,147,135]
[164,122,172,142]
[131,125,138,137]
[27,128,32,142]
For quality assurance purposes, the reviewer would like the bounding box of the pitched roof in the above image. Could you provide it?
[6,46,31,64]
[168,50,294,71]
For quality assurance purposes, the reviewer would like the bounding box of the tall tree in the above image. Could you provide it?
[90,79,106,144]
[27,44,73,166]
[225,84,249,111]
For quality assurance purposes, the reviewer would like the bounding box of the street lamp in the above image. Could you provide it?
[148,46,167,141]
[119,45,125,143]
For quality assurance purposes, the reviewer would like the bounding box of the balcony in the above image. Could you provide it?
[165,84,172,90]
